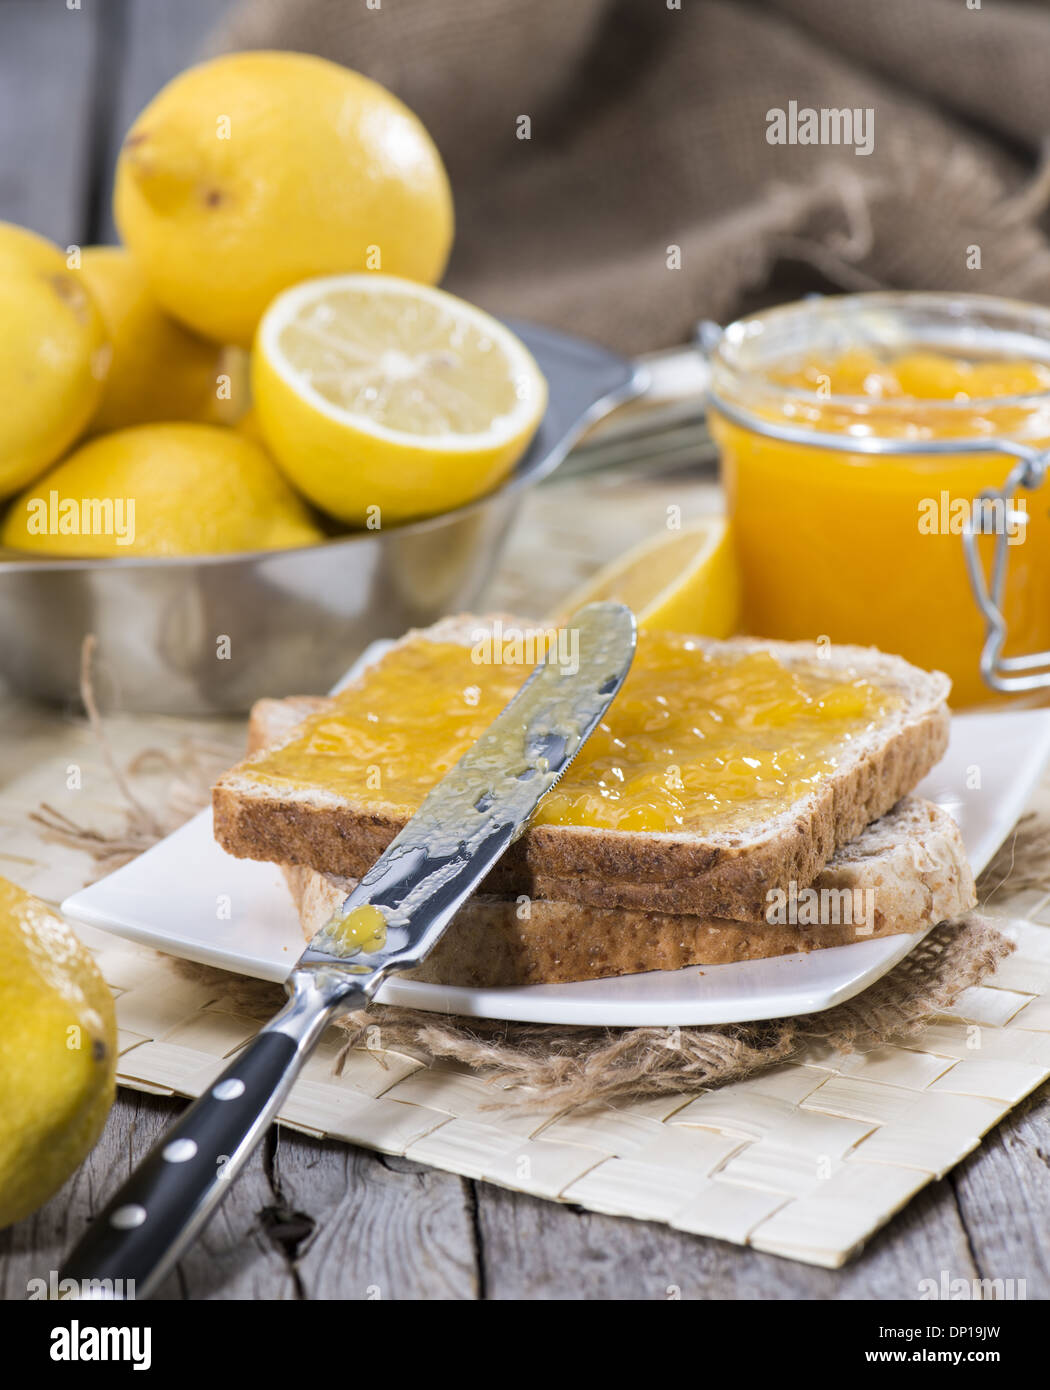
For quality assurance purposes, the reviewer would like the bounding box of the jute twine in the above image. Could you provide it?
[32,644,1035,1109]
[165,914,1012,1111]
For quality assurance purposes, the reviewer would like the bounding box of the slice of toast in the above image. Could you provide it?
[279,796,975,987]
[245,696,974,988]
[212,616,951,919]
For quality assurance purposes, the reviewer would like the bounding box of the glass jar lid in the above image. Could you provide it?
[707,291,1050,449]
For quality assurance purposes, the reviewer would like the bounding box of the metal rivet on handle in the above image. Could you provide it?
[162,1139,198,1163]
[110,1204,147,1230]
[212,1079,245,1101]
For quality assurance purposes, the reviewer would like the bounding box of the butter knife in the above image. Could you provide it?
[59,601,636,1299]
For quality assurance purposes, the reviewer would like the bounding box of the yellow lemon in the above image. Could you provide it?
[252,274,547,525]
[79,245,223,431]
[555,517,741,636]
[113,51,453,347]
[0,222,109,498]
[202,346,252,427]
[233,405,264,444]
[1,422,324,557]
[0,877,116,1229]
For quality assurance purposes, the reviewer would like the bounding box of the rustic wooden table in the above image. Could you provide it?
[1,0,1048,1300]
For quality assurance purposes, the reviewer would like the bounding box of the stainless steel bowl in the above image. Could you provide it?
[0,321,643,714]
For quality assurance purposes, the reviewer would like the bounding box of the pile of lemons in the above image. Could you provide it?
[1,51,547,558]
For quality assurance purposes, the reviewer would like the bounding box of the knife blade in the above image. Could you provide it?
[59,601,636,1299]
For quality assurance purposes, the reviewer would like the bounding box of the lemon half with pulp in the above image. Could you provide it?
[253,274,548,526]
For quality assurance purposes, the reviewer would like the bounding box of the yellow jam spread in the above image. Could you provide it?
[250,632,892,835]
[774,349,1050,406]
[319,903,388,957]
[715,349,1050,707]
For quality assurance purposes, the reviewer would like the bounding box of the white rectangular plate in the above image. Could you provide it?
[62,646,1050,1026]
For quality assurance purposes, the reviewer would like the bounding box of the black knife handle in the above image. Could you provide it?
[60,970,362,1299]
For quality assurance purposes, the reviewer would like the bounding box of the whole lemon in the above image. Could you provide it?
[202,345,253,427]
[1,422,324,557]
[0,223,109,498]
[79,246,224,432]
[0,877,116,1230]
[113,51,454,347]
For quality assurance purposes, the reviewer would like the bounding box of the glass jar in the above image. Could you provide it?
[707,292,1050,707]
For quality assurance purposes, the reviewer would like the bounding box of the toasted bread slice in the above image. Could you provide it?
[243,694,973,987]
[212,617,951,919]
[279,797,975,987]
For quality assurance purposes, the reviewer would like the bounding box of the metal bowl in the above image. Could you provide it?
[0,322,643,714]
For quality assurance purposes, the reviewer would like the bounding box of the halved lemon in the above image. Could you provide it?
[252,274,548,525]
[555,517,741,637]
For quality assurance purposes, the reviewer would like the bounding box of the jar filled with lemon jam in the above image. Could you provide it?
[708,293,1050,707]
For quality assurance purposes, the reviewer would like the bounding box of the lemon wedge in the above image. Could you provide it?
[252,274,548,525]
[556,517,741,637]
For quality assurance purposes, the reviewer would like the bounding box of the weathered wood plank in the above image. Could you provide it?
[950,1083,1050,1299]
[160,1113,299,1301]
[95,0,236,245]
[0,1084,1009,1303]
[474,1178,978,1300]
[0,1092,297,1301]
[271,1141,479,1300]
[0,0,100,243]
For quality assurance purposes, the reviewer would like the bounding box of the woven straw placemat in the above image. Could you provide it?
[69,891,1050,1269]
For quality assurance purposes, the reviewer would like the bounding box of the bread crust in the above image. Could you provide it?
[280,796,974,986]
[284,862,905,986]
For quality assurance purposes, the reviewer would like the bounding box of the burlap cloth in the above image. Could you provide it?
[34,677,1043,1111]
[210,0,1050,355]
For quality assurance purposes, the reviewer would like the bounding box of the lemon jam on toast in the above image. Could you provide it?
[248,631,893,835]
